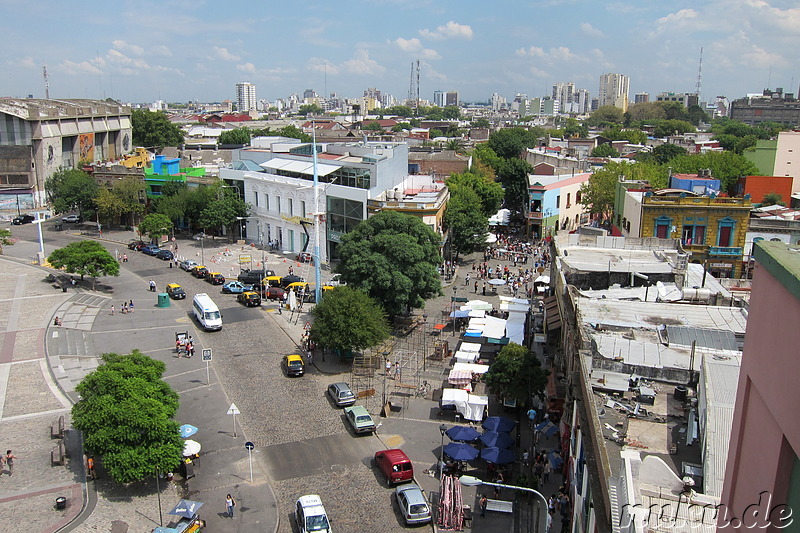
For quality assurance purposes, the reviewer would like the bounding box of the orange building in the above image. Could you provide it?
[736,175,793,205]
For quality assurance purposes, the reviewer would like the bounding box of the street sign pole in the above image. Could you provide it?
[202,349,213,385]
[227,403,240,437]
[245,441,255,482]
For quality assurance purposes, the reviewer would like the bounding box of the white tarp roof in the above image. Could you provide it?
[482,315,507,339]
[454,351,480,363]
[499,296,530,313]
[506,311,526,345]
[459,342,482,353]
[260,157,340,176]
[440,388,489,421]
[453,362,490,374]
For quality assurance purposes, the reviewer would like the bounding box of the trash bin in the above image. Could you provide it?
[157,293,170,308]
[55,496,67,510]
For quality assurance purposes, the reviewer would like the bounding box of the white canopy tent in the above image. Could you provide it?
[440,388,489,422]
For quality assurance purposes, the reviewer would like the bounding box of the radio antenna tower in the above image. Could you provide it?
[408,60,420,115]
[42,66,50,99]
[695,47,703,104]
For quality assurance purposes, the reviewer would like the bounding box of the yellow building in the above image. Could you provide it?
[640,191,751,278]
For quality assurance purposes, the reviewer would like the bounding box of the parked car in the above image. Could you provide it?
[141,244,161,256]
[263,275,283,287]
[328,274,346,287]
[327,382,356,408]
[282,354,305,377]
[191,265,209,278]
[12,214,35,225]
[165,283,186,300]
[206,272,226,285]
[128,240,146,251]
[344,405,376,434]
[295,495,331,533]
[61,214,81,223]
[296,252,313,263]
[179,259,198,271]
[263,286,286,301]
[395,484,431,525]
[237,291,262,307]
[238,269,276,286]
[280,275,305,288]
[222,281,253,294]
[375,449,414,485]
[192,232,206,241]
[156,249,174,261]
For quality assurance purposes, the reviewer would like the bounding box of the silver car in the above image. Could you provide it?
[179,259,198,271]
[327,382,356,407]
[395,484,431,525]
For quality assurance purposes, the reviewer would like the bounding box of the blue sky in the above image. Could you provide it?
[2,0,799,106]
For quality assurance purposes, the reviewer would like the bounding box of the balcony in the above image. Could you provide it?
[708,246,743,257]
[527,211,543,220]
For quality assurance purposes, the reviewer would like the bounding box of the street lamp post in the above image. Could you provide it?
[382,351,390,409]
[438,423,447,477]
[422,314,428,372]
[459,475,548,533]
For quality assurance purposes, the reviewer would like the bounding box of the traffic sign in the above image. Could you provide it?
[227,403,240,415]
[202,349,212,361]
[245,441,254,450]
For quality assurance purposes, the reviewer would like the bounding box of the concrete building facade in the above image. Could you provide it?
[236,82,257,113]
[598,73,630,112]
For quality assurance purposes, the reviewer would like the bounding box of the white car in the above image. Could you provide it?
[296,494,332,533]
[328,274,346,287]
[61,214,81,223]
[179,259,198,272]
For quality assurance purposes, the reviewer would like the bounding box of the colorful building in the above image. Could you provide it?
[144,154,207,197]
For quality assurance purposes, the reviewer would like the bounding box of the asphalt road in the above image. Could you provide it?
[8,220,426,533]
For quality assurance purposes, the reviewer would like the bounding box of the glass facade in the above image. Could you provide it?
[327,196,364,260]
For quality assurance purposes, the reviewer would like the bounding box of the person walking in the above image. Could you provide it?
[479,495,488,518]
[5,450,15,476]
[394,361,401,381]
[474,280,478,293]
[110,305,115,316]
[128,300,134,313]
[149,280,156,292]
[225,494,236,518]
[87,456,96,480]
[385,359,392,377]
[543,458,552,484]
[121,302,127,314]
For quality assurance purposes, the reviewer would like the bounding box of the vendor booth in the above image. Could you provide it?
[440,389,488,422]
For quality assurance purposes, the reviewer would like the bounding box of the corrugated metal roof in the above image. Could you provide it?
[701,356,741,497]
[666,326,739,351]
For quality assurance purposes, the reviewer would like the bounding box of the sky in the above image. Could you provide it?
[2,0,799,106]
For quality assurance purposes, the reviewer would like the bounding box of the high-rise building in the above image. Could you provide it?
[634,92,650,104]
[236,82,257,113]
[434,91,459,107]
[598,73,630,112]
[553,83,590,114]
[433,91,445,107]
[491,93,507,112]
[552,82,576,106]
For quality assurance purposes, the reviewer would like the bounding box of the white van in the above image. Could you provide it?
[192,293,222,331]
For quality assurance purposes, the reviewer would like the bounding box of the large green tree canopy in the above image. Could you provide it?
[446,166,504,218]
[487,127,543,159]
[309,286,390,355]
[138,213,174,241]
[669,151,758,192]
[45,168,99,216]
[444,186,488,261]
[72,351,183,483]
[198,185,249,236]
[483,343,548,407]
[335,211,442,316]
[48,240,120,289]
[131,109,185,149]
[496,158,534,212]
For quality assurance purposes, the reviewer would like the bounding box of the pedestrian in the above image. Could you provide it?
[87,456,96,480]
[394,361,401,381]
[306,349,313,365]
[479,495,488,518]
[522,449,530,467]
[543,459,552,484]
[184,340,193,358]
[149,280,156,292]
[110,305,115,316]
[474,280,478,293]
[128,300,134,313]
[53,316,62,326]
[122,253,128,262]
[5,450,15,476]
[225,494,236,518]
[121,302,127,314]
[547,509,555,533]
[385,359,391,376]
[465,272,470,286]
[482,282,486,296]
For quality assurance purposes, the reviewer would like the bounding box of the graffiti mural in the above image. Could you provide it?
[79,133,95,162]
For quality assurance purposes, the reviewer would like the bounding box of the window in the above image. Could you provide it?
[654,215,671,239]
[265,194,270,211]
[681,225,705,245]
[276,196,281,214]
[288,198,294,216]
[576,191,582,203]
[301,200,306,217]
[717,217,735,247]
[253,191,259,207]
[566,193,571,207]
[556,195,560,208]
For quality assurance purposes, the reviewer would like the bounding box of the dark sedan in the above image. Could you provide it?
[156,249,174,261]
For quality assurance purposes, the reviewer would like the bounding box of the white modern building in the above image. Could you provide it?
[236,82,257,113]
[598,73,630,112]
[220,138,411,263]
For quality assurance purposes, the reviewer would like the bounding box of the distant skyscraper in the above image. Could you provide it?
[491,93,506,112]
[634,92,650,104]
[433,90,445,107]
[445,91,459,106]
[552,82,590,114]
[236,82,257,113]
[598,73,630,112]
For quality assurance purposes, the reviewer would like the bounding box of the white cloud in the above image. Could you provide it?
[7,57,36,69]
[308,57,340,76]
[237,62,257,74]
[112,40,144,56]
[342,49,385,75]
[744,0,800,33]
[150,45,173,57]
[656,8,698,26]
[580,22,604,38]
[529,66,550,79]
[549,46,579,62]
[392,37,440,59]
[57,60,102,76]
[211,46,240,62]
[419,21,473,40]
[516,45,581,63]
[516,46,545,57]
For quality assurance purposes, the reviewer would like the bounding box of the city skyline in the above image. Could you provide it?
[2,0,799,106]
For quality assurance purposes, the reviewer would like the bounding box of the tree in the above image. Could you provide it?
[276,125,312,142]
[586,106,625,127]
[45,168,99,216]
[363,121,384,131]
[298,104,323,116]
[382,105,414,117]
[218,127,252,145]
[625,102,667,125]
[601,127,647,145]
[669,151,758,192]
[563,118,589,139]
[444,187,488,260]
[309,287,390,356]
[471,118,490,129]
[649,143,688,164]
[496,158,533,211]
[198,187,249,238]
[442,106,461,120]
[131,109,184,149]
[445,138,464,152]
[652,119,695,138]
[686,104,709,126]
[138,213,174,242]
[487,127,542,159]
[0,228,15,255]
[72,351,183,484]
[95,177,145,227]
[472,144,503,174]
[335,211,442,316]
[447,165,502,218]
[760,192,786,206]
[483,343,548,407]
[590,144,620,158]
[47,240,120,290]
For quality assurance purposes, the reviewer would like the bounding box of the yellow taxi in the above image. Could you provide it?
[282,354,305,377]
[263,275,282,287]
[237,291,262,307]
[191,265,209,278]
[206,272,226,285]
[166,283,186,300]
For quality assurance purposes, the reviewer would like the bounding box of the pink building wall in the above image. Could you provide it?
[721,243,800,530]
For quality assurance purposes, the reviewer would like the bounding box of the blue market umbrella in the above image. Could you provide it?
[446,425,481,443]
[480,446,515,465]
[179,424,199,438]
[548,451,564,469]
[535,420,558,438]
[168,499,204,518]
[479,430,514,449]
[443,442,480,462]
[482,416,517,434]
